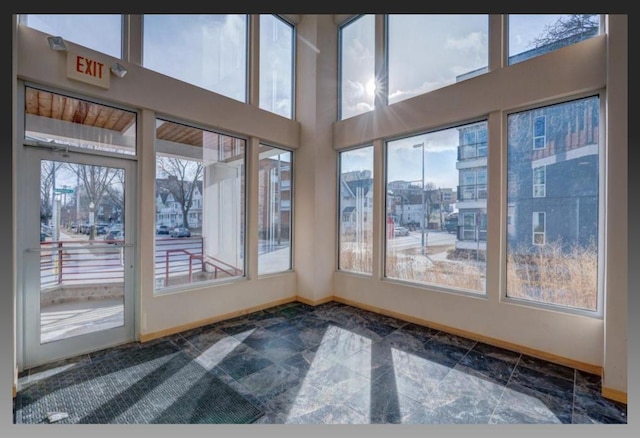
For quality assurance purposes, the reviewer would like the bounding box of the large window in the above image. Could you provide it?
[258,145,292,275]
[385,121,488,294]
[387,14,488,105]
[154,119,246,290]
[338,146,374,273]
[19,14,122,58]
[339,15,375,120]
[508,14,601,65]
[506,96,600,311]
[259,15,294,119]
[24,86,136,156]
[143,15,248,103]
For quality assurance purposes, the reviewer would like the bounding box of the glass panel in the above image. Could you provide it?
[24,87,137,156]
[39,160,125,343]
[258,145,292,275]
[508,14,600,65]
[385,121,488,294]
[340,15,376,120]
[338,146,374,273]
[507,96,599,311]
[143,14,247,103]
[21,14,122,58]
[259,15,294,119]
[388,14,488,105]
[155,119,245,290]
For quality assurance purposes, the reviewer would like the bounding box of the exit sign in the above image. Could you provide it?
[67,52,110,89]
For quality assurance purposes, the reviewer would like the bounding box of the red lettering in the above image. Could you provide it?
[76,56,84,73]
[85,59,93,76]
[74,55,106,81]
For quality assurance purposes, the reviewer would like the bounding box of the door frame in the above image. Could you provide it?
[15,83,139,371]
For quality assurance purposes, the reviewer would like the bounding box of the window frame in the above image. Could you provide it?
[257,143,294,276]
[336,144,375,275]
[532,211,546,245]
[533,115,547,150]
[259,14,296,119]
[533,166,546,198]
[153,115,249,294]
[504,93,604,317]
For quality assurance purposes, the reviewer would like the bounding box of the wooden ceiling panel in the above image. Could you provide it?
[24,87,208,145]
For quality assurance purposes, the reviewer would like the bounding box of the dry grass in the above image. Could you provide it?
[385,250,485,292]
[507,240,598,310]
[338,232,485,292]
[338,233,373,273]
[340,233,598,310]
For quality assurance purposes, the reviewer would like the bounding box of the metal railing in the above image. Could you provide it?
[155,236,243,286]
[38,240,126,289]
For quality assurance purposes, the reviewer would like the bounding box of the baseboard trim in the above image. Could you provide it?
[139,294,605,379]
[296,295,334,306]
[139,296,297,343]
[332,296,603,376]
[602,387,627,404]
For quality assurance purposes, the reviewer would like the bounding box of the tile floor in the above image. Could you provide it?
[16,301,628,424]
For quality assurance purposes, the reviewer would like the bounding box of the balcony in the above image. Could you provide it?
[457,141,488,161]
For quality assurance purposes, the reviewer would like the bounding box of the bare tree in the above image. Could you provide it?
[69,164,121,238]
[157,157,203,229]
[40,161,64,222]
[531,14,599,48]
[103,169,125,223]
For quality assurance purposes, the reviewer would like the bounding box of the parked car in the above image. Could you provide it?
[156,225,170,235]
[104,229,124,243]
[394,226,410,237]
[170,227,191,238]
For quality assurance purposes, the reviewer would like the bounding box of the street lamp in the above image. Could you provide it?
[413,142,425,255]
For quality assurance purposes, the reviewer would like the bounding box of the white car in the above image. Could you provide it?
[394,226,410,237]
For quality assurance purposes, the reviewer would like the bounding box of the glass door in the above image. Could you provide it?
[20,147,136,369]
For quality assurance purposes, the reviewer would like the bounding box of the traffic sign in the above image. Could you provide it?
[55,188,74,194]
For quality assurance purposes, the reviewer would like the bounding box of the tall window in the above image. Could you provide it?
[154,119,246,290]
[339,15,375,120]
[338,146,374,273]
[387,15,488,105]
[532,212,546,245]
[259,15,294,119]
[506,96,600,311]
[508,14,601,65]
[533,166,546,197]
[19,14,122,58]
[385,121,488,294]
[258,145,292,275]
[143,15,248,103]
[533,115,546,149]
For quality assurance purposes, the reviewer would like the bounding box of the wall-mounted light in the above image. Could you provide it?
[110,62,128,78]
[47,36,67,51]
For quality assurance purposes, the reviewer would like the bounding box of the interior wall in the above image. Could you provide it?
[294,15,338,303]
[602,14,627,397]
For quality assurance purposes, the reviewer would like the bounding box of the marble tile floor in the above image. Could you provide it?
[16,301,628,424]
